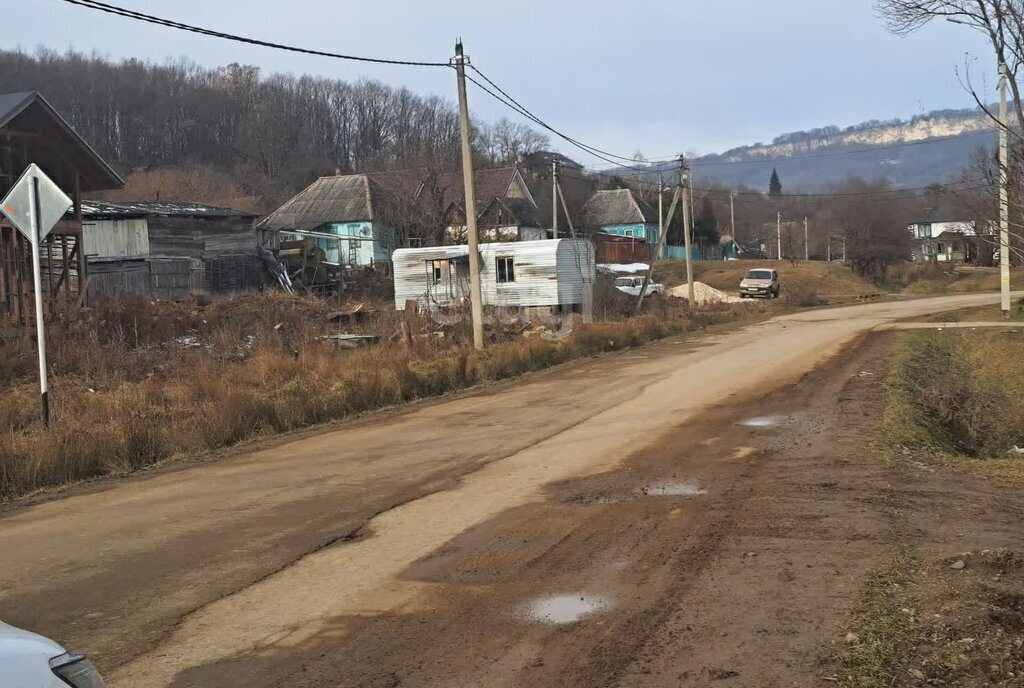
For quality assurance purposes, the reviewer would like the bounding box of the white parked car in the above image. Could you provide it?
[614,276,665,297]
[1,621,105,687]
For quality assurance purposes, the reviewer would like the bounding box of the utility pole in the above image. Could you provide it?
[999,61,1011,319]
[804,216,809,261]
[453,41,485,349]
[635,162,683,314]
[552,159,559,237]
[730,192,736,248]
[777,212,782,261]
[682,159,695,304]
[842,235,847,263]
[827,236,832,263]
[658,175,664,257]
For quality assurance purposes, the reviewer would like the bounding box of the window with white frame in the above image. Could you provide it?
[496,256,515,283]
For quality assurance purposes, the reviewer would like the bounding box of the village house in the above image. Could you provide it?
[392,239,594,312]
[0,91,123,321]
[259,166,548,268]
[908,209,988,263]
[439,166,547,243]
[580,188,660,262]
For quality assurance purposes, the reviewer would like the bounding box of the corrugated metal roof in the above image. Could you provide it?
[81,200,257,218]
[581,189,658,227]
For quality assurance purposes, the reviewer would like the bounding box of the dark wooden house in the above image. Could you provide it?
[81,201,262,300]
[0,91,124,321]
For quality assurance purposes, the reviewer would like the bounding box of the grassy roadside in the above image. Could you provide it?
[837,546,919,688]
[0,292,774,502]
[835,328,1024,687]
[882,329,1024,485]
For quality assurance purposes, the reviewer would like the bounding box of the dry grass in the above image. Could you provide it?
[896,264,1024,295]
[0,293,761,501]
[653,259,880,301]
[837,545,918,688]
[884,329,1024,484]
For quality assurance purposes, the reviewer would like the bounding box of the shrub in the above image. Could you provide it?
[886,332,1024,457]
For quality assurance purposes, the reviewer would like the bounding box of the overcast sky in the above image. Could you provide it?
[12,0,997,166]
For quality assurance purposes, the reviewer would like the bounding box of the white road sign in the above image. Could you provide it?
[0,163,72,242]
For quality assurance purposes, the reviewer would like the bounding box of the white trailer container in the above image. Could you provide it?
[393,239,595,311]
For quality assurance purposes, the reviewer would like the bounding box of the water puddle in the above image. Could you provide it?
[521,594,613,624]
[738,415,786,428]
[640,482,706,496]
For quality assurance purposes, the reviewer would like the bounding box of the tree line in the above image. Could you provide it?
[0,48,549,209]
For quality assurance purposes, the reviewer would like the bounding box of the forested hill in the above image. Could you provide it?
[687,109,996,191]
[0,49,547,210]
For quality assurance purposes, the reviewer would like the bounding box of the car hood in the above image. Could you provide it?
[741,279,772,286]
[0,621,66,657]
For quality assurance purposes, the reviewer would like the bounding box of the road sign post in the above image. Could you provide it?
[1,164,73,428]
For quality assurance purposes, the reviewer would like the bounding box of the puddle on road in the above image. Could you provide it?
[521,594,613,624]
[640,482,706,496]
[738,415,787,428]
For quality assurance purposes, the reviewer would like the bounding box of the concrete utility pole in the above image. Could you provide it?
[682,158,695,304]
[827,236,832,263]
[730,192,736,246]
[999,62,1012,319]
[777,212,782,260]
[453,41,485,349]
[552,160,559,236]
[842,235,847,263]
[658,175,664,254]
[804,216,809,261]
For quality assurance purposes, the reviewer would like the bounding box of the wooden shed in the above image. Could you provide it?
[392,239,595,311]
[81,201,262,300]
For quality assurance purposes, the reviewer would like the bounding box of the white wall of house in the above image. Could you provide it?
[393,239,594,310]
[82,218,150,260]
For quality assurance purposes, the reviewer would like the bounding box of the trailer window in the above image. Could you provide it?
[496,256,515,283]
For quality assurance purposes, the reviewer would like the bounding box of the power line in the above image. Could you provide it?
[56,0,451,67]
[51,0,1007,185]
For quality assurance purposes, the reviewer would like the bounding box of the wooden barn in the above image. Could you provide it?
[0,91,124,321]
[81,201,263,300]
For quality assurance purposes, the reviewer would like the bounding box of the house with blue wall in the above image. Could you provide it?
[259,174,399,267]
[260,167,548,267]
[580,189,660,257]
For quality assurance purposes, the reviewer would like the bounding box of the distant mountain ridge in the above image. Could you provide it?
[632,107,1000,192]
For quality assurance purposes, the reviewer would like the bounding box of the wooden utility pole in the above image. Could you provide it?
[804,216,809,261]
[681,159,695,304]
[453,41,485,349]
[635,178,681,314]
[999,61,1011,319]
[554,173,576,238]
[552,160,559,236]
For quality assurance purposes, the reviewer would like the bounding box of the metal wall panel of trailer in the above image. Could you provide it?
[392,239,594,311]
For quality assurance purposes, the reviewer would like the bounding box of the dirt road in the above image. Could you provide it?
[0,293,1018,687]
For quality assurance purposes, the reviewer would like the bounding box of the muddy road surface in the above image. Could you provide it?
[0,293,1019,687]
